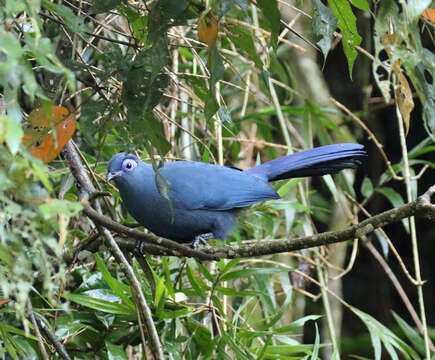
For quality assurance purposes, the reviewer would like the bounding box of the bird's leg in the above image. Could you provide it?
[190,233,214,248]
[134,241,145,257]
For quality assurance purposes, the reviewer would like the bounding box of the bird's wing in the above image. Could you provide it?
[160,162,279,211]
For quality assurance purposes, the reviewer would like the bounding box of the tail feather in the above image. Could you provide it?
[244,143,366,181]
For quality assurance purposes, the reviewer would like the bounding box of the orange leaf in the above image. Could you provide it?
[422,8,435,22]
[23,106,76,163]
[28,105,69,127]
[0,299,11,307]
[198,14,218,48]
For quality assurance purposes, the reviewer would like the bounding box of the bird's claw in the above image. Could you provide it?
[190,233,214,248]
[134,241,145,257]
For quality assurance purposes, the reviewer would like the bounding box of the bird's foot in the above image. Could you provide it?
[134,241,145,257]
[190,233,214,249]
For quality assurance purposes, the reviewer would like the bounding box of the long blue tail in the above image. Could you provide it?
[244,143,366,181]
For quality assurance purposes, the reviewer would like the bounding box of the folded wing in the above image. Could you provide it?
[160,162,279,211]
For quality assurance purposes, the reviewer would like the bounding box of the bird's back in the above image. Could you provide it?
[160,161,279,210]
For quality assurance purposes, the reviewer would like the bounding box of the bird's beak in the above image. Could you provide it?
[107,171,122,182]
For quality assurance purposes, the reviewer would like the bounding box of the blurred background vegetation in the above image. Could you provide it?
[0,0,434,358]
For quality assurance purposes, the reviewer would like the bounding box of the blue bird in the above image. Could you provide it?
[107,143,366,246]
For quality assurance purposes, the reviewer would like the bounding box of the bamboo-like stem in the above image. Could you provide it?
[268,77,292,150]
[316,262,340,358]
[396,106,430,359]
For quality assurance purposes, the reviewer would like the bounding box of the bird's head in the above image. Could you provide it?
[107,152,140,184]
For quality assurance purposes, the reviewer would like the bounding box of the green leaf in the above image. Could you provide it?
[31,161,53,192]
[0,28,23,75]
[275,315,322,333]
[349,0,370,11]
[3,0,27,13]
[313,0,338,61]
[322,174,338,202]
[351,307,420,360]
[10,336,39,359]
[209,46,225,92]
[55,314,99,340]
[106,341,127,360]
[197,261,214,282]
[361,177,373,198]
[220,0,249,16]
[94,254,134,309]
[186,263,210,294]
[375,187,404,208]
[413,65,435,140]
[157,306,190,319]
[63,293,136,315]
[161,257,175,298]
[219,258,241,274]
[371,0,397,103]
[0,323,38,341]
[204,96,219,121]
[0,324,18,360]
[277,178,303,197]
[2,115,23,154]
[185,320,214,356]
[154,276,166,308]
[268,200,311,213]
[257,0,280,50]
[311,323,321,360]
[392,312,426,355]
[327,0,362,77]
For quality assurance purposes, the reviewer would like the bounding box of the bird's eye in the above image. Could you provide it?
[122,158,137,172]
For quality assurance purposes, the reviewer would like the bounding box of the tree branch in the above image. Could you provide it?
[115,185,435,259]
[202,185,435,258]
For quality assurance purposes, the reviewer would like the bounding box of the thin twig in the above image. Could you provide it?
[344,192,421,285]
[28,309,49,360]
[332,238,359,280]
[32,313,72,360]
[330,97,404,180]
